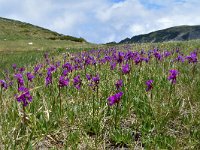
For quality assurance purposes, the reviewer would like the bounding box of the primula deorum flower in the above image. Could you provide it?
[92,74,100,85]
[185,52,198,63]
[34,64,43,75]
[176,55,185,62]
[110,62,117,70]
[0,80,7,89]
[116,51,124,64]
[146,80,153,92]
[15,73,24,88]
[73,75,82,90]
[19,67,25,73]
[12,64,17,70]
[168,69,178,84]
[26,72,34,82]
[62,62,73,72]
[89,74,100,91]
[86,74,92,81]
[122,64,130,74]
[45,72,52,86]
[108,92,123,106]
[154,51,162,61]
[115,79,123,90]
[59,76,69,87]
[16,87,32,107]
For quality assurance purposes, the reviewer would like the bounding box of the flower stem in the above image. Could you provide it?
[92,93,95,121]
[23,104,26,125]
[115,102,119,129]
[58,86,62,116]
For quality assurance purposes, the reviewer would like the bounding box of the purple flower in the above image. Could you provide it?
[154,51,162,61]
[62,69,68,76]
[185,52,198,63]
[134,56,142,65]
[108,92,123,106]
[73,75,82,90]
[146,80,153,92]
[164,51,171,57]
[26,72,34,82]
[168,69,179,84]
[176,55,185,62]
[12,64,17,70]
[16,87,32,107]
[110,62,117,70]
[62,62,73,72]
[19,67,25,73]
[34,64,42,74]
[0,80,7,89]
[88,74,100,91]
[48,65,56,72]
[86,74,92,80]
[116,51,124,64]
[14,73,24,88]
[56,61,61,68]
[92,74,100,85]
[122,64,130,74]
[59,76,69,87]
[115,79,123,90]
[45,65,57,86]
[45,72,52,86]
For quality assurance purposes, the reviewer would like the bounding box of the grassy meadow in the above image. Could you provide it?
[0,40,200,149]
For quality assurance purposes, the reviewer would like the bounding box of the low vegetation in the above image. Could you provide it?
[0,41,199,149]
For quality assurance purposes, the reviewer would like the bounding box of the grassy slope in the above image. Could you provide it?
[0,17,99,76]
[0,17,95,52]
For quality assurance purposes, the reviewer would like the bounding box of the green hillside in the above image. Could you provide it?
[0,17,92,51]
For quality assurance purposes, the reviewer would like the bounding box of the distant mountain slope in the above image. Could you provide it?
[0,17,86,42]
[119,25,200,44]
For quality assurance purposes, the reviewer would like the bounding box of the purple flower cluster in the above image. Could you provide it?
[59,76,69,87]
[116,51,124,64]
[110,62,117,70]
[27,72,34,82]
[19,67,25,73]
[154,51,162,61]
[12,64,17,70]
[92,74,100,85]
[16,87,32,106]
[115,79,123,90]
[45,65,57,86]
[62,62,73,72]
[168,69,179,84]
[146,80,153,92]
[73,75,82,90]
[108,92,123,106]
[122,64,130,75]
[0,80,7,89]
[185,52,198,63]
[175,55,185,62]
[34,64,43,75]
[15,73,24,89]
[86,74,100,91]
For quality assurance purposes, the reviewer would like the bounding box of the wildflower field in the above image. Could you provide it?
[0,42,200,149]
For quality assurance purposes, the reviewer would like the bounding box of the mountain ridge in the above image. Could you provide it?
[119,25,200,44]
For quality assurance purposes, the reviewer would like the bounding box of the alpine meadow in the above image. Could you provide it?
[0,2,200,149]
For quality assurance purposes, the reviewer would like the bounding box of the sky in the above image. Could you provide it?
[0,0,200,43]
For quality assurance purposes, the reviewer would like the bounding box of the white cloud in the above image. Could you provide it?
[0,0,200,43]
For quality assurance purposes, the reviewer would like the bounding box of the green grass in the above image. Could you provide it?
[0,41,200,149]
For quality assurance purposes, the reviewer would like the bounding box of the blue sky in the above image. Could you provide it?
[0,0,200,43]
